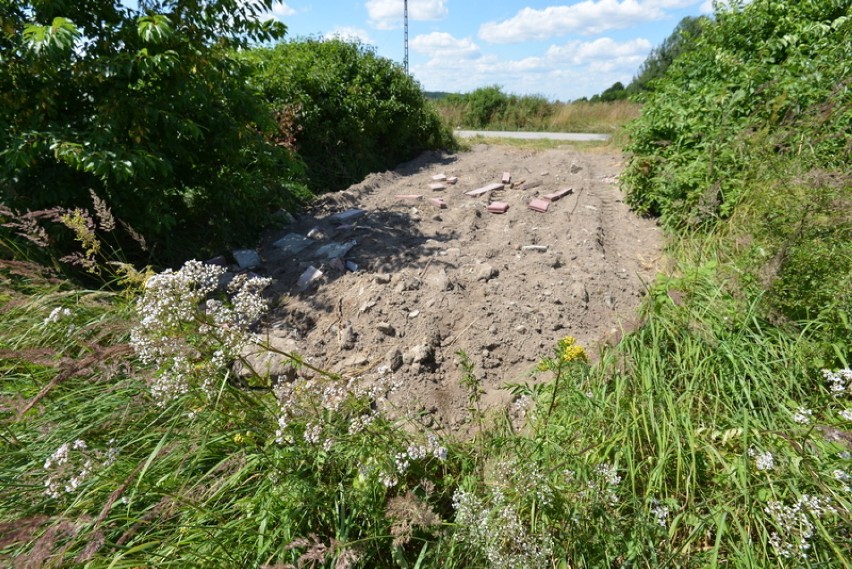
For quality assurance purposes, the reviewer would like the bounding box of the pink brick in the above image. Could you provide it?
[432,173,447,181]
[528,198,550,213]
[487,201,509,214]
[430,183,447,191]
[543,187,573,201]
[395,194,423,200]
[446,176,458,184]
[430,197,447,209]
[502,172,512,184]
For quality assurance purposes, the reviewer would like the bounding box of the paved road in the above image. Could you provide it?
[454,129,610,141]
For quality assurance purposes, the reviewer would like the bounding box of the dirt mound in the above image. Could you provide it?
[254,144,662,432]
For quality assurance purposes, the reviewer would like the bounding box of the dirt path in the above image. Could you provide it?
[253,144,662,432]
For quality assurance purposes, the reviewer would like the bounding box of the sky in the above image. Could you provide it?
[260,0,722,101]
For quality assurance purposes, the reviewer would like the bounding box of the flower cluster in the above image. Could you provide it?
[650,499,671,528]
[749,447,776,471]
[43,439,118,499]
[130,260,271,406]
[274,370,399,447]
[43,306,72,326]
[558,336,588,364]
[765,494,837,559]
[824,368,852,397]
[453,488,553,569]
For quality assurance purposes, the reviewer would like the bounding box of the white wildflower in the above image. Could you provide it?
[749,447,775,471]
[792,407,813,425]
[650,500,670,528]
[43,306,73,325]
[839,409,852,421]
[765,495,837,558]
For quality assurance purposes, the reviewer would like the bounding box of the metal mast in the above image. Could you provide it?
[403,0,409,74]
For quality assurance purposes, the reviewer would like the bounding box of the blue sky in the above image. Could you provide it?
[261,0,721,101]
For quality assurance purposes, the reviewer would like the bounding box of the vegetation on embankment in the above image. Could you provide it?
[431,87,641,133]
[1,0,851,567]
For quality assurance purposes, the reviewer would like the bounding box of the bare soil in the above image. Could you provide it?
[252,144,662,431]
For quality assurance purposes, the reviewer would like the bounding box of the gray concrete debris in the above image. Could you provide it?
[329,209,367,223]
[297,265,323,291]
[233,249,261,270]
[273,233,313,255]
[315,240,356,260]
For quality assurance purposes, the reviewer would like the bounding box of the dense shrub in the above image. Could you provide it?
[245,39,454,194]
[622,0,851,352]
[0,0,309,264]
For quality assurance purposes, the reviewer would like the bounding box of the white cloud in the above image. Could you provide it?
[324,26,374,44]
[411,32,479,59]
[411,35,652,101]
[547,37,652,69]
[366,0,448,30]
[479,0,702,44]
[270,2,296,17]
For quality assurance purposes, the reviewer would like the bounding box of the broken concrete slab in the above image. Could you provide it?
[233,249,261,270]
[487,201,509,214]
[315,240,356,260]
[466,183,504,197]
[329,209,367,223]
[528,198,550,213]
[296,265,323,290]
[543,187,573,202]
[273,233,313,255]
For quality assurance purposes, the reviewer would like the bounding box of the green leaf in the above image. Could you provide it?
[23,17,80,54]
[137,14,173,44]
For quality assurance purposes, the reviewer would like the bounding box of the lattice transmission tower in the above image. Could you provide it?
[403,0,409,74]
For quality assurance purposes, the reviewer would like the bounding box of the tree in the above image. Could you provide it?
[0,0,307,263]
[630,15,708,93]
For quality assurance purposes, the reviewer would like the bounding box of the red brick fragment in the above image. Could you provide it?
[430,197,447,209]
[487,201,509,214]
[528,198,550,213]
[543,187,573,201]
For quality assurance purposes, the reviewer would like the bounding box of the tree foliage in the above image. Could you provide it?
[630,15,707,93]
[0,0,309,263]
[245,39,453,194]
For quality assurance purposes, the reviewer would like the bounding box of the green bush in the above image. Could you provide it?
[622,0,851,348]
[245,39,454,194]
[0,1,309,265]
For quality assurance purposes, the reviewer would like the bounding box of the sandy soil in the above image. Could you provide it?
[250,144,662,431]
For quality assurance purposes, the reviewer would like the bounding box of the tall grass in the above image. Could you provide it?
[432,95,641,134]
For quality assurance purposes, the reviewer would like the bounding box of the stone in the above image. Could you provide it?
[237,334,300,378]
[386,348,403,371]
[273,233,313,255]
[477,263,498,282]
[376,322,396,336]
[206,255,227,266]
[315,240,356,260]
[338,323,357,350]
[571,282,589,303]
[296,265,323,290]
[328,209,366,223]
[410,344,433,364]
[466,183,503,197]
[233,249,261,270]
[374,273,392,284]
